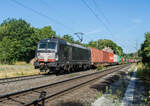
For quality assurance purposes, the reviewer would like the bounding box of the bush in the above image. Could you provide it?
[97,64,104,71]
[137,69,150,81]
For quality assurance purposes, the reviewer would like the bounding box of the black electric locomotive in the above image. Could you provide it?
[34,37,91,73]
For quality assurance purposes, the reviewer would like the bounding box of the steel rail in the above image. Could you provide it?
[0,74,49,84]
[0,64,131,106]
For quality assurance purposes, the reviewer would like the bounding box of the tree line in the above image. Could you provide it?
[139,32,150,67]
[0,18,124,64]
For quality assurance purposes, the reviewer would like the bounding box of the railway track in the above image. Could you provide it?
[0,74,50,84]
[0,64,130,106]
[0,65,117,85]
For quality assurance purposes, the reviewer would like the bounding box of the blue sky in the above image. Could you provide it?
[1,0,150,53]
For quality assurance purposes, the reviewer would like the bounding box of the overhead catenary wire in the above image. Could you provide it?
[39,0,85,41]
[92,0,133,52]
[38,0,76,32]
[39,0,49,7]
[81,0,112,35]
[92,0,112,29]
[82,0,135,53]
[91,0,122,44]
[81,0,122,46]
[10,0,74,31]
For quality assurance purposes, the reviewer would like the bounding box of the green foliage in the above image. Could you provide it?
[88,39,124,56]
[0,18,56,64]
[140,32,150,66]
[105,86,109,94]
[95,91,103,99]
[0,37,19,64]
[136,63,150,105]
[63,34,74,43]
[136,68,150,81]
[62,34,84,46]
[144,91,150,105]
[97,64,104,70]
[138,49,142,57]
[0,18,127,64]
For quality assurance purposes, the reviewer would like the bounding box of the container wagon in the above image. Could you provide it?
[108,53,114,63]
[90,48,103,65]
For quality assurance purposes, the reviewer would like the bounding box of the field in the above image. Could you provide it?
[0,63,41,79]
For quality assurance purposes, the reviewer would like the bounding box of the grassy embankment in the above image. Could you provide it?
[0,62,41,79]
[93,63,136,105]
[136,62,150,105]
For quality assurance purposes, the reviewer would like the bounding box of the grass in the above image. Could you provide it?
[93,66,131,106]
[127,63,137,76]
[97,64,106,71]
[135,62,150,106]
[68,73,80,78]
[136,62,150,81]
[0,63,41,79]
[94,90,103,100]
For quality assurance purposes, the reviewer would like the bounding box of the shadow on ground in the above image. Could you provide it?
[90,72,122,92]
[51,100,85,106]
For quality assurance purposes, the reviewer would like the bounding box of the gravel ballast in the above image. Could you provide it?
[44,65,131,106]
[0,69,100,95]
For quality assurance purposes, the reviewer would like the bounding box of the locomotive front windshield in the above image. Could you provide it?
[38,42,56,50]
[39,43,47,49]
[47,42,56,49]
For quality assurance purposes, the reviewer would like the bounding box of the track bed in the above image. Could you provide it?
[0,64,129,106]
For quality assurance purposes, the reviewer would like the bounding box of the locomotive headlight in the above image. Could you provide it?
[37,53,40,56]
[37,53,42,59]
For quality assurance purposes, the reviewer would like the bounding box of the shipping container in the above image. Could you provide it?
[124,57,127,62]
[121,57,125,62]
[113,54,117,62]
[126,58,128,63]
[90,48,103,64]
[129,59,131,63]
[127,58,129,63]
[132,59,134,63]
[102,51,109,63]
[108,53,114,63]
[131,59,133,63]
[117,55,121,62]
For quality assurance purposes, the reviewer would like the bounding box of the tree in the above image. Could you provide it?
[0,37,19,64]
[62,34,84,46]
[87,39,124,56]
[0,18,57,64]
[39,26,56,39]
[63,34,74,43]
[141,32,150,66]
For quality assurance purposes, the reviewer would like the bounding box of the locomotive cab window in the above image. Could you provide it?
[47,42,56,50]
[39,43,47,49]
[38,42,56,50]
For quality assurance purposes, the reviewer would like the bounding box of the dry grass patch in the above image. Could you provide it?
[0,64,41,78]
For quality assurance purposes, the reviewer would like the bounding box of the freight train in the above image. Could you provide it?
[34,37,137,73]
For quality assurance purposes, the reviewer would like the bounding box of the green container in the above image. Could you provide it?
[123,57,125,62]
[117,55,121,62]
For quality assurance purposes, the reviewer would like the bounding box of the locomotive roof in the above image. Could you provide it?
[67,42,90,50]
[39,37,63,42]
[39,37,90,50]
